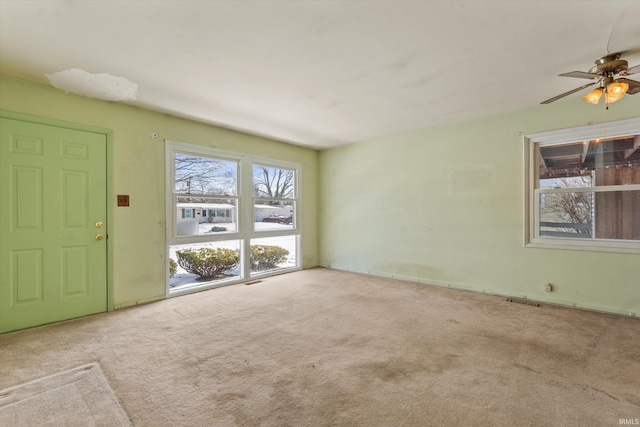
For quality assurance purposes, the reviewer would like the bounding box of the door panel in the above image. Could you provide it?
[0,118,107,333]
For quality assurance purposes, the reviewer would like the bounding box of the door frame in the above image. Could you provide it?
[1,109,115,312]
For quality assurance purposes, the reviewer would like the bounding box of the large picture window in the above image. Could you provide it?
[166,141,301,295]
[524,118,640,253]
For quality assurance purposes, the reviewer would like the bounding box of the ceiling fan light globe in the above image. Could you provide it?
[607,81,629,96]
[583,88,603,104]
[605,91,625,103]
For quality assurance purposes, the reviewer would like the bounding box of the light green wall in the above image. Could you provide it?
[0,75,319,308]
[319,95,640,316]
[3,73,638,316]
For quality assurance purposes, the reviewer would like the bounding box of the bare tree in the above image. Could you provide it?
[542,177,592,234]
[174,154,236,196]
[253,166,294,199]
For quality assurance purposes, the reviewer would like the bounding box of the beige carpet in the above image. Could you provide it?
[0,268,639,426]
[0,363,131,426]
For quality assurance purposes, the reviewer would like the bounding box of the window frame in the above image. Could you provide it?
[524,117,640,254]
[165,140,302,297]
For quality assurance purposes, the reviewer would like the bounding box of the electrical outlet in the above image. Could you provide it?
[545,283,553,292]
[117,195,130,207]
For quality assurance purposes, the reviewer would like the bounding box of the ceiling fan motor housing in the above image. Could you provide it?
[589,54,628,76]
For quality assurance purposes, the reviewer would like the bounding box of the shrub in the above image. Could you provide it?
[250,245,289,271]
[211,226,227,232]
[169,258,178,277]
[175,248,239,280]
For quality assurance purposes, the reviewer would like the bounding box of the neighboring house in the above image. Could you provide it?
[177,203,235,224]
[254,204,292,222]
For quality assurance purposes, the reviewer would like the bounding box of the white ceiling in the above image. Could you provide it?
[1,1,639,149]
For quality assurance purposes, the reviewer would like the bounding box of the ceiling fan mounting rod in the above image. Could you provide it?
[601,76,614,88]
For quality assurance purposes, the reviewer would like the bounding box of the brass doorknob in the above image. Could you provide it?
[95,234,104,241]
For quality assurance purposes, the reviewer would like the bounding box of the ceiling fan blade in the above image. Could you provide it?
[620,64,640,76]
[558,71,601,79]
[617,78,640,94]
[540,82,597,104]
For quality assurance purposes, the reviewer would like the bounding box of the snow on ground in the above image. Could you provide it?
[169,222,297,289]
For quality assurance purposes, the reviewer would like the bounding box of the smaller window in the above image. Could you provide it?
[252,164,297,233]
[524,118,640,253]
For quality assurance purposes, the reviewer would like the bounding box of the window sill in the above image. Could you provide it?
[526,238,640,254]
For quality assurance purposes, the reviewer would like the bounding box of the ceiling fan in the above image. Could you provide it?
[541,52,640,105]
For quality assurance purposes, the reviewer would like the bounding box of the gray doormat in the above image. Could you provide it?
[0,363,131,426]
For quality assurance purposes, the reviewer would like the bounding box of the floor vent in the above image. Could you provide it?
[506,298,541,307]
[245,280,262,286]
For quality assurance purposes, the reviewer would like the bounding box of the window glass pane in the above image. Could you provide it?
[254,201,294,231]
[594,166,640,186]
[175,153,237,195]
[250,236,297,275]
[593,190,640,240]
[538,135,640,187]
[176,196,237,235]
[169,240,241,291]
[540,176,592,189]
[253,165,295,198]
[539,190,640,240]
[539,193,593,239]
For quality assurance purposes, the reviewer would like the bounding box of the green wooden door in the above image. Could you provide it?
[0,118,107,333]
